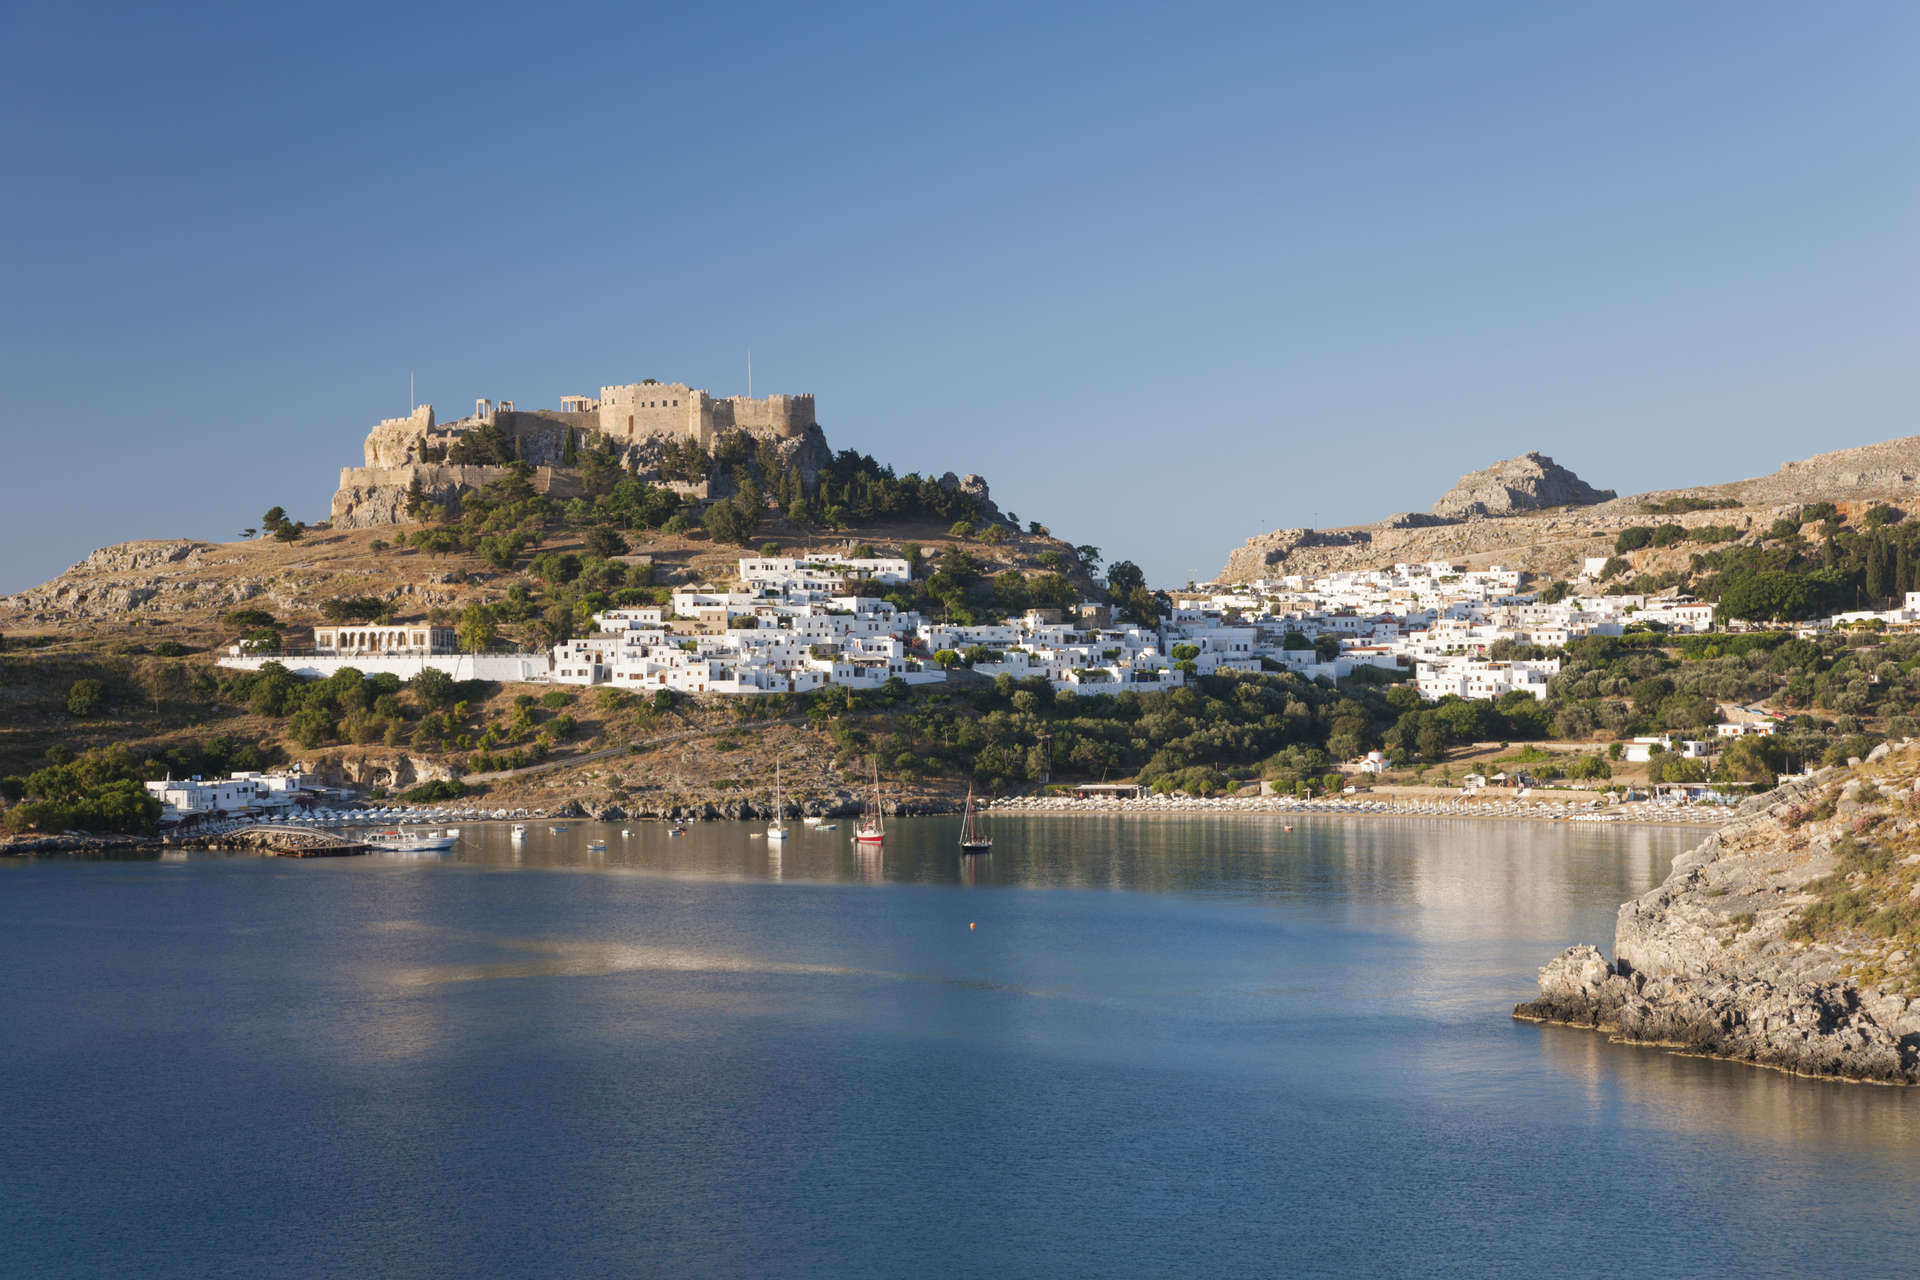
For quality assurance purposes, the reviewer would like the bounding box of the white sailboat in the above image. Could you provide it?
[767,761,789,842]
[959,784,992,852]
[854,758,885,844]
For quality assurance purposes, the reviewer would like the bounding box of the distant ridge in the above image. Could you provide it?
[1217,432,1920,583]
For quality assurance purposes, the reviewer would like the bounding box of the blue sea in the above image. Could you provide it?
[5,816,1917,1278]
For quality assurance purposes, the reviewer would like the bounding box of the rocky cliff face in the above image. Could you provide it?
[0,539,261,619]
[1431,451,1615,519]
[1515,747,1920,1084]
[331,413,836,529]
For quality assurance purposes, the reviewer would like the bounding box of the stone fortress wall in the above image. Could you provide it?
[332,375,822,528]
[595,382,815,448]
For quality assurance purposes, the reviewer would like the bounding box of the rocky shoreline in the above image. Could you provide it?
[0,833,167,858]
[1514,749,1920,1084]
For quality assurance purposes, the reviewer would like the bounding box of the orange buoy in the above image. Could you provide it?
[969,922,975,930]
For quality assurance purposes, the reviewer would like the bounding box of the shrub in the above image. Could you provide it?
[66,679,105,716]
[401,779,468,803]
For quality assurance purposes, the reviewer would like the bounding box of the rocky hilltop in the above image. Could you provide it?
[1430,451,1614,519]
[1218,431,1920,583]
[331,402,835,530]
[1515,744,1920,1084]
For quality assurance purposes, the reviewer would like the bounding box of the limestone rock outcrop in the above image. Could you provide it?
[77,539,210,574]
[1514,751,1920,1084]
[1750,432,1920,504]
[1,539,265,621]
[937,472,1004,525]
[330,404,836,530]
[1430,451,1615,520]
[302,752,456,791]
[1218,528,1376,583]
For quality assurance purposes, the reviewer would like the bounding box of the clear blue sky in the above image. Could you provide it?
[3,2,1915,594]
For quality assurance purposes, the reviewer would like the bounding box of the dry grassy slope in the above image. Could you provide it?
[0,515,1089,646]
[1219,432,1920,582]
[471,708,975,817]
[0,615,982,809]
[0,514,1082,800]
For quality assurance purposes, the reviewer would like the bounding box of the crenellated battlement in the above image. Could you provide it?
[596,381,815,448]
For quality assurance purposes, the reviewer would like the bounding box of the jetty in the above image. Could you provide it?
[181,823,370,858]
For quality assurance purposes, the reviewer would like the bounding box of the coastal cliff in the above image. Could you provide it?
[1516,744,1920,1083]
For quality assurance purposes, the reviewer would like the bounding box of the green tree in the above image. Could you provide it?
[288,705,333,749]
[584,526,629,559]
[66,678,105,716]
[456,603,497,654]
[562,428,579,465]
[703,501,754,546]
[1107,560,1146,598]
[1866,536,1890,602]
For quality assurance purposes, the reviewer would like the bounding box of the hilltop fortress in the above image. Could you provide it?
[333,378,828,528]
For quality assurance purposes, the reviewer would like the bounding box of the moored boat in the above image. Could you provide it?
[959,784,992,852]
[767,762,789,842]
[368,829,458,853]
[854,759,886,844]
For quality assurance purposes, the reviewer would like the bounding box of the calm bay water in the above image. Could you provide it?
[5,816,1919,1278]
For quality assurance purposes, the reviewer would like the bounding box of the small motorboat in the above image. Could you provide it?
[368,829,457,853]
[511,824,527,840]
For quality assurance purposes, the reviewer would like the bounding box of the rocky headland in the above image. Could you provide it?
[1515,743,1920,1084]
